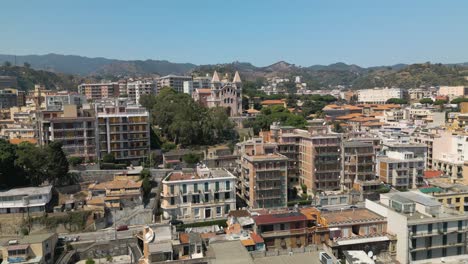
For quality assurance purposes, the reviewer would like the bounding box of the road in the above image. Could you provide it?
[60,225,145,242]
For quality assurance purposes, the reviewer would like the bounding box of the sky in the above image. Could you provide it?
[1,0,468,67]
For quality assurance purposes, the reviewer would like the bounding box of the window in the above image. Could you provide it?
[216,206,221,216]
[225,204,230,214]
[194,208,200,217]
[443,235,447,245]
[426,250,432,259]
[182,184,187,194]
[458,233,463,243]
[192,195,200,204]
[447,198,452,204]
[442,248,447,257]
[411,225,417,234]
[443,222,448,232]
[459,220,463,231]
[428,223,433,234]
[204,193,209,202]
[215,182,220,191]
[183,196,187,203]
[170,185,174,194]
[226,181,231,190]
[194,183,198,193]
[225,192,230,200]
[170,197,175,205]
[205,182,209,191]
[457,247,462,255]
[214,193,219,201]
[456,197,461,203]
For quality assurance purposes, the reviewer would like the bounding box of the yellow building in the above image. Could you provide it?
[0,233,58,264]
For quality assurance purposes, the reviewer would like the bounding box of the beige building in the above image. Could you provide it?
[95,98,150,162]
[206,71,243,116]
[78,82,119,100]
[377,151,424,190]
[157,75,192,93]
[438,85,467,99]
[38,104,96,161]
[238,138,288,209]
[0,233,58,264]
[160,165,236,221]
[357,88,405,104]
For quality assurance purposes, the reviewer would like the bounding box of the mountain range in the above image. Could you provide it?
[1,53,468,90]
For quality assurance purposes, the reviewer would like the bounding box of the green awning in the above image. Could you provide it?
[419,187,442,194]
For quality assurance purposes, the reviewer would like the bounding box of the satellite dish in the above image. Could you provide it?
[144,227,155,243]
[368,251,374,258]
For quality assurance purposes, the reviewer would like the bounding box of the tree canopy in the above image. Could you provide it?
[450,97,468,104]
[0,140,70,188]
[244,105,307,135]
[140,88,237,146]
[419,98,434,104]
[386,98,408,104]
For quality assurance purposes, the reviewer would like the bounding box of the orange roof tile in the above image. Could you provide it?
[196,88,212,94]
[247,108,260,114]
[179,233,190,244]
[424,170,443,178]
[261,99,285,105]
[241,239,255,247]
[250,233,264,244]
[9,138,37,145]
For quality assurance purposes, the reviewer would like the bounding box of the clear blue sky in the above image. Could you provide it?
[2,0,468,67]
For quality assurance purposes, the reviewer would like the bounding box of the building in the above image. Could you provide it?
[0,89,17,109]
[342,141,380,199]
[377,150,424,190]
[88,178,142,208]
[78,82,119,100]
[44,92,87,111]
[183,76,211,95]
[321,208,394,259]
[37,104,96,161]
[206,71,243,116]
[357,88,405,104]
[421,183,468,213]
[438,86,468,99]
[0,233,58,264]
[0,76,17,89]
[122,80,156,104]
[95,98,150,162]
[157,75,192,93]
[0,186,53,214]
[238,138,288,209]
[408,87,437,101]
[432,130,468,180]
[160,164,236,221]
[191,88,212,107]
[366,191,468,263]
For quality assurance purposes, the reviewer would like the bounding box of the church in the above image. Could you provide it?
[205,71,243,116]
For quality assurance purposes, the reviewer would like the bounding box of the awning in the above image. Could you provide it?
[336,236,389,246]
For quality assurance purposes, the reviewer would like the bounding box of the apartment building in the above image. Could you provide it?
[44,92,87,111]
[183,76,211,95]
[410,128,441,170]
[357,88,405,104]
[78,82,119,100]
[122,80,156,104]
[299,131,342,191]
[238,137,288,209]
[0,76,18,89]
[0,88,17,109]
[342,141,380,198]
[408,87,437,101]
[157,75,192,93]
[88,178,142,208]
[432,130,468,180]
[424,183,468,213]
[0,233,58,264]
[95,98,150,162]
[160,165,236,221]
[251,207,328,250]
[366,191,468,263]
[377,150,424,190]
[438,86,468,99]
[321,208,394,259]
[0,186,53,214]
[38,104,96,161]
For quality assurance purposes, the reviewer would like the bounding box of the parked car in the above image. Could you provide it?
[169,219,184,226]
[116,225,129,231]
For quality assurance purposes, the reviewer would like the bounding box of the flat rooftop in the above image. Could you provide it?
[321,208,385,225]
[165,169,234,182]
[0,185,52,197]
[243,153,288,162]
[253,212,306,225]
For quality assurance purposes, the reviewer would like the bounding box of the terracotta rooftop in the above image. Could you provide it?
[196,88,212,94]
[228,210,251,218]
[253,212,306,225]
[241,239,255,247]
[246,108,260,114]
[9,138,37,145]
[321,209,385,226]
[261,99,285,105]
[250,232,264,244]
[89,179,142,190]
[424,170,444,178]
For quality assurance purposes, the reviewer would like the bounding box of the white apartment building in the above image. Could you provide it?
[366,191,468,264]
[157,75,192,93]
[124,80,156,103]
[160,165,237,222]
[183,76,211,95]
[45,92,87,111]
[377,151,425,190]
[432,130,468,180]
[357,88,405,104]
[0,186,53,214]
